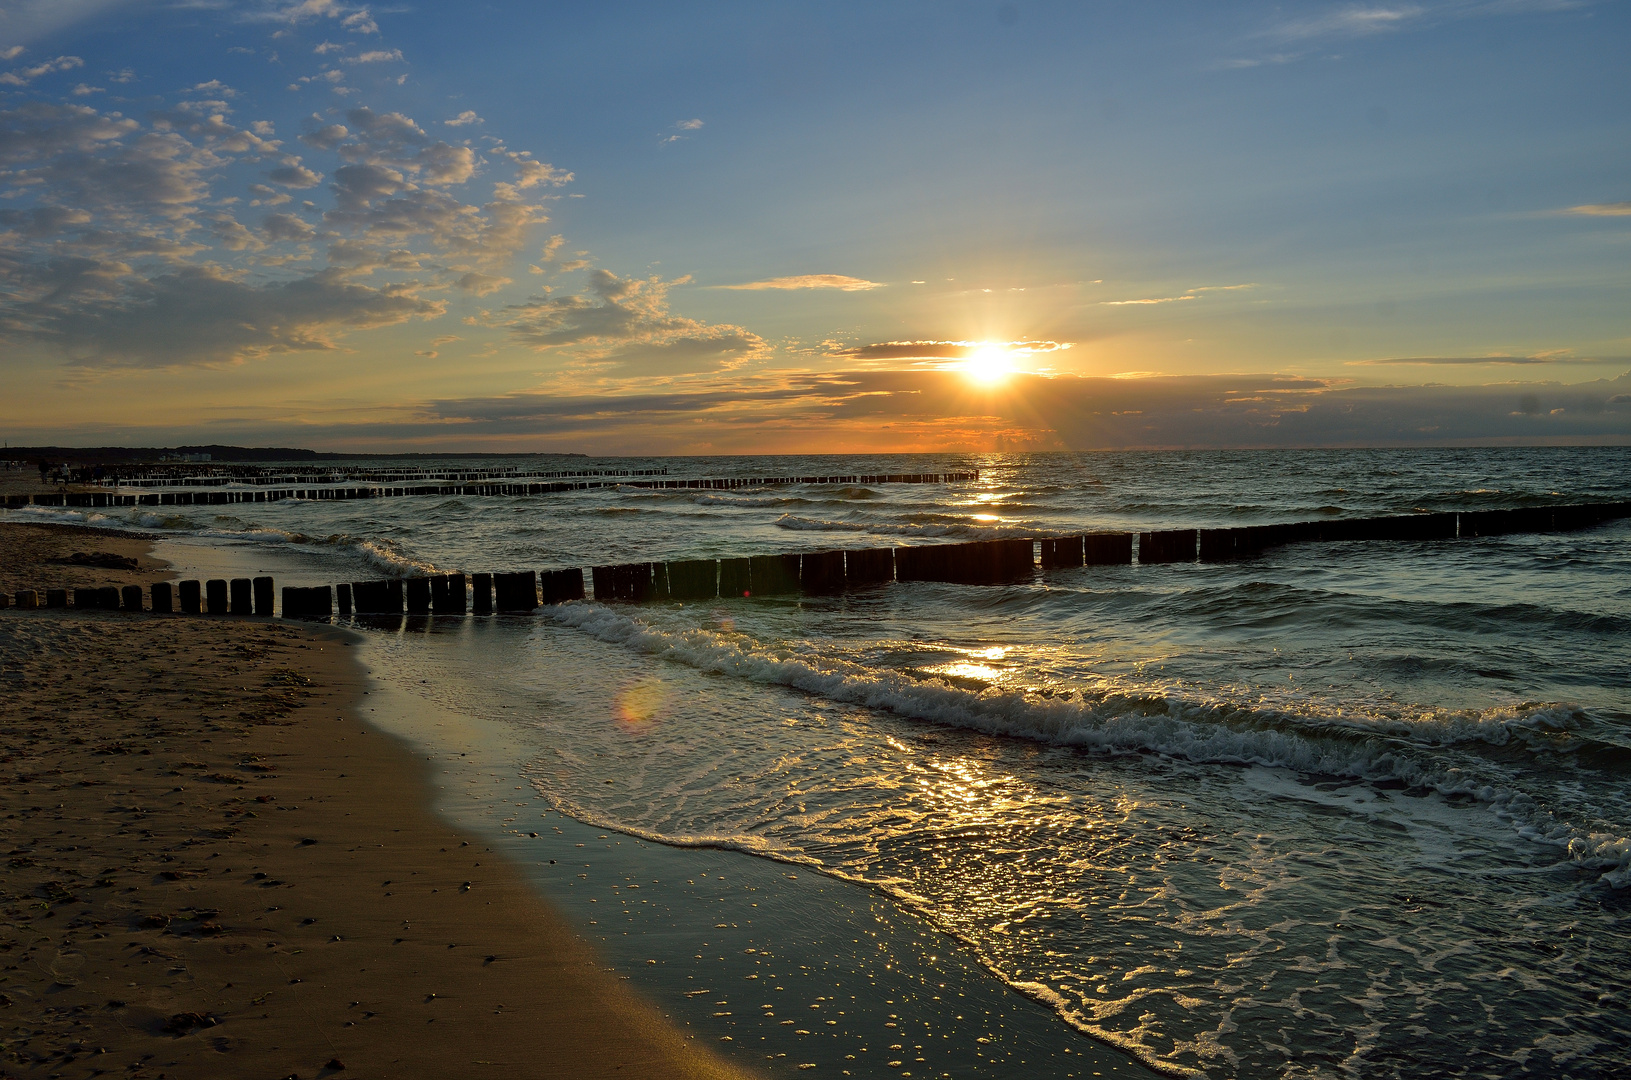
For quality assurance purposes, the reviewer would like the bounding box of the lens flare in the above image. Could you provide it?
[612,675,671,733]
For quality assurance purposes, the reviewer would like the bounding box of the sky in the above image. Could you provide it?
[0,0,1627,453]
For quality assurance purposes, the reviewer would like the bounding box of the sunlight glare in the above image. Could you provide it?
[962,344,1012,384]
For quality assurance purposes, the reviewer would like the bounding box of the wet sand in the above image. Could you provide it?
[0,523,754,1079]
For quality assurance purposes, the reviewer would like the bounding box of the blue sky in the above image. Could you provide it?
[1,0,1627,451]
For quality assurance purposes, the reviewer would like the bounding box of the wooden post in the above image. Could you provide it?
[748,554,800,596]
[440,572,468,614]
[150,582,173,613]
[230,578,253,615]
[472,573,492,614]
[1083,533,1133,565]
[15,590,39,610]
[539,568,583,605]
[493,571,538,612]
[281,586,303,619]
[122,585,144,612]
[843,547,894,587]
[664,559,718,601]
[800,550,845,594]
[253,576,274,615]
[46,588,68,608]
[337,583,353,615]
[406,576,432,614]
[178,580,202,614]
[718,557,751,598]
[206,579,229,614]
[1137,530,1197,564]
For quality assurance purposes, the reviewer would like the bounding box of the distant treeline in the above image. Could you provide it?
[2,446,591,463]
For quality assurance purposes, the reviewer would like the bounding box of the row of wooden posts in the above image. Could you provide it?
[111,466,673,488]
[7,472,980,510]
[6,502,1624,617]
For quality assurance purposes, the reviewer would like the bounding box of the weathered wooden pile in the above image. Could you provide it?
[5,471,979,509]
[4,502,1624,617]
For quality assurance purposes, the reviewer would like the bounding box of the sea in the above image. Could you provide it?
[8,447,1630,1079]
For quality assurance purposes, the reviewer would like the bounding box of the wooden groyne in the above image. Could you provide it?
[4,472,979,509]
[6,502,1625,617]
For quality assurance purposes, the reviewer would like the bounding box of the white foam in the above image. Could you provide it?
[545,601,1631,887]
[2,504,444,577]
[773,514,1037,538]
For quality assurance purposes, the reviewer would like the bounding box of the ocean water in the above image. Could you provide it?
[10,447,1631,1078]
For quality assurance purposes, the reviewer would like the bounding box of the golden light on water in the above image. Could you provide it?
[613,676,672,733]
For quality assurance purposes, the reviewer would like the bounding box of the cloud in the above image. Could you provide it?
[453,271,510,296]
[1564,201,1631,216]
[1348,353,1623,365]
[1261,4,1428,43]
[0,84,566,368]
[390,369,1629,452]
[0,54,84,87]
[499,268,767,374]
[347,48,402,64]
[830,339,1071,362]
[1103,294,1195,306]
[15,266,442,367]
[1102,283,1255,305]
[444,110,482,127]
[720,274,882,292]
[261,211,316,241]
[268,159,322,187]
[1224,2,1585,70]
[677,118,703,130]
[0,1,127,50]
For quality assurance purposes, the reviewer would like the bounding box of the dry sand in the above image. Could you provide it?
[0,522,755,1080]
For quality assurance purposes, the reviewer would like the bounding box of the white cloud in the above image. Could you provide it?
[500,268,767,376]
[261,211,316,241]
[677,118,703,130]
[347,48,402,64]
[1565,201,1631,216]
[0,85,567,368]
[720,274,882,291]
[268,159,322,187]
[444,110,483,127]
[0,54,84,87]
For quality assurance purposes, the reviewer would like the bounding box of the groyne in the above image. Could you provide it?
[6,502,1625,616]
[5,471,979,508]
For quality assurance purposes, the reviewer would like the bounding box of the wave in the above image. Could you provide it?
[543,601,1631,887]
[2,503,443,577]
[693,494,815,507]
[772,514,1048,539]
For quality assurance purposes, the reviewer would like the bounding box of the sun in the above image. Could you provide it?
[962,344,1013,384]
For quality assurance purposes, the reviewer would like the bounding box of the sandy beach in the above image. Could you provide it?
[0,522,754,1080]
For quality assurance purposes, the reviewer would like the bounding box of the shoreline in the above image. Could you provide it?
[0,521,754,1079]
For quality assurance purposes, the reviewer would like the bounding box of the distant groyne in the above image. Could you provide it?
[5,471,979,509]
